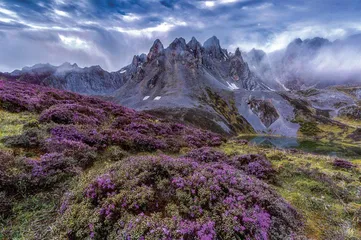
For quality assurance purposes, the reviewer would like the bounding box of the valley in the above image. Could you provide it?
[0,36,360,240]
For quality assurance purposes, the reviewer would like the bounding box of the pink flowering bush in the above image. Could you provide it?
[0,79,225,198]
[184,147,227,163]
[56,155,302,239]
[230,154,275,180]
[332,158,355,169]
[39,104,107,125]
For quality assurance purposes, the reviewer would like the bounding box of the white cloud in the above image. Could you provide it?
[54,9,70,17]
[55,0,67,5]
[58,34,90,49]
[122,14,141,22]
[0,7,18,18]
[111,18,187,37]
[201,0,246,9]
[263,24,347,52]
[0,17,13,23]
[204,1,215,8]
[242,3,274,10]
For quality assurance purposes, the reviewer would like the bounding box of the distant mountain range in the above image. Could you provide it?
[1,35,360,136]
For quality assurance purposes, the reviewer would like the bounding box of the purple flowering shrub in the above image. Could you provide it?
[50,125,107,148]
[23,153,79,188]
[56,155,302,239]
[0,80,224,154]
[0,191,13,219]
[231,154,275,180]
[3,128,44,149]
[0,79,226,199]
[39,104,107,125]
[184,147,227,163]
[332,158,355,169]
[184,149,274,180]
[43,138,96,168]
[0,150,17,193]
[0,149,79,193]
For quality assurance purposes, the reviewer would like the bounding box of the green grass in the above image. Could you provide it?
[221,141,361,239]
[1,192,60,240]
[1,109,361,239]
[0,110,37,149]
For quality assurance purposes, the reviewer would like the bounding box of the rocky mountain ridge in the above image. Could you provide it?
[1,35,361,138]
[249,35,361,90]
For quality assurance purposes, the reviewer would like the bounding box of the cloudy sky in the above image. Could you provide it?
[0,0,360,72]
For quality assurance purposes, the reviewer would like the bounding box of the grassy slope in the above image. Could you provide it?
[0,110,37,149]
[281,89,361,147]
[221,141,361,240]
[1,108,360,239]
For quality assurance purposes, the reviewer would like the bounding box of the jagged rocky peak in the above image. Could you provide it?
[303,37,331,48]
[229,49,251,82]
[168,37,187,51]
[59,62,72,68]
[187,37,202,50]
[132,53,147,66]
[87,65,103,72]
[18,63,55,74]
[234,47,242,57]
[203,36,227,60]
[187,37,203,59]
[57,62,79,71]
[203,36,221,48]
[147,39,164,61]
[287,37,330,51]
[249,48,266,59]
[245,48,267,65]
[291,38,303,46]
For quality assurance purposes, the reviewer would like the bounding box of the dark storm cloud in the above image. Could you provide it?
[0,0,360,72]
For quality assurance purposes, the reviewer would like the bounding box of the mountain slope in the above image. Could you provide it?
[0,79,307,239]
[1,79,360,239]
[113,36,274,135]
[0,60,146,95]
[246,35,361,90]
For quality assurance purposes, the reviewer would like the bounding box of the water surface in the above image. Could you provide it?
[243,136,361,159]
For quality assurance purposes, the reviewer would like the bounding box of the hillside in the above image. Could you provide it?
[2,36,361,141]
[0,79,360,239]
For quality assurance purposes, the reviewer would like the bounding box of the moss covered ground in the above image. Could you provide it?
[1,81,360,239]
[221,141,361,239]
[1,107,360,239]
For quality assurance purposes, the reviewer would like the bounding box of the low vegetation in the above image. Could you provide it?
[0,80,360,239]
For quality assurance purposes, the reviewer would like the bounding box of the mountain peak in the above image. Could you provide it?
[147,39,164,61]
[235,47,242,57]
[60,62,72,67]
[292,38,303,45]
[169,37,187,50]
[203,36,226,60]
[57,62,79,71]
[132,54,147,66]
[187,37,201,48]
[21,63,53,72]
[303,37,331,48]
[190,36,198,42]
[203,36,220,49]
[187,37,203,60]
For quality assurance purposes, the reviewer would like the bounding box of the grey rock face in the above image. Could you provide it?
[248,97,280,128]
[203,36,228,60]
[114,36,272,109]
[5,35,359,138]
[228,48,265,90]
[5,63,127,95]
[338,106,361,119]
[112,36,274,135]
[244,49,283,91]
[147,39,164,62]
